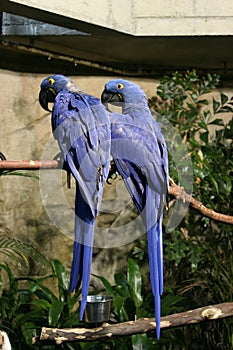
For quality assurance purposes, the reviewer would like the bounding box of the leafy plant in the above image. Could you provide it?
[148,69,233,349]
[0,256,184,350]
[0,227,50,273]
[95,257,183,349]
[0,260,81,349]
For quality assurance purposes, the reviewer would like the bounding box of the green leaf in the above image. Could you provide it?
[0,233,51,272]
[53,259,69,300]
[48,300,64,326]
[133,246,145,260]
[218,106,233,113]
[213,98,220,113]
[209,176,219,194]
[189,245,201,270]
[161,293,184,315]
[132,334,155,349]
[220,92,229,105]
[124,297,136,319]
[199,131,209,144]
[113,295,125,313]
[21,322,37,348]
[33,283,57,303]
[197,99,209,105]
[31,299,51,311]
[225,177,232,195]
[127,258,143,308]
[114,273,128,287]
[189,138,201,148]
[0,263,17,291]
[198,119,208,130]
[208,118,224,126]
[92,274,114,296]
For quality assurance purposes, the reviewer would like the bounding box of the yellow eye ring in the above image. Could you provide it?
[117,83,124,89]
[48,78,55,85]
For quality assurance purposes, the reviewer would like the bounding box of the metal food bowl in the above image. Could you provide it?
[84,295,113,323]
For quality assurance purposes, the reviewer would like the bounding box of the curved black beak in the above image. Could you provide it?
[39,89,56,112]
[101,90,123,104]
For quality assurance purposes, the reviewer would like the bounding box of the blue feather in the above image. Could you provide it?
[39,75,111,321]
[102,79,169,339]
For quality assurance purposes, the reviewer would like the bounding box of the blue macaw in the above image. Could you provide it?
[101,79,169,339]
[39,74,111,319]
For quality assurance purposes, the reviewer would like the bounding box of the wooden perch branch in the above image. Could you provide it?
[0,160,60,170]
[36,302,233,344]
[0,160,232,224]
[168,179,233,224]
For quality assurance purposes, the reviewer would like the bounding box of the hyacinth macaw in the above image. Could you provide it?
[101,79,169,338]
[39,74,111,319]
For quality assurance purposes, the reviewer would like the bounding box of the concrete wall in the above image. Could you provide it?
[10,0,233,35]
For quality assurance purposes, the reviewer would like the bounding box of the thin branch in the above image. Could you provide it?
[35,302,233,345]
[0,160,60,170]
[168,178,233,224]
[0,160,232,224]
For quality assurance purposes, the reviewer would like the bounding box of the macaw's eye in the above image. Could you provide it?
[117,83,124,89]
[48,78,55,85]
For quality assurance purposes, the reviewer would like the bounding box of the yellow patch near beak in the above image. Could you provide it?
[117,93,123,100]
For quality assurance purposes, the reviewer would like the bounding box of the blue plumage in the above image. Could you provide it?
[39,75,111,319]
[101,79,169,339]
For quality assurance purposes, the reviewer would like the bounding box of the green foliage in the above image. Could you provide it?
[0,227,50,273]
[0,260,81,349]
[0,257,183,350]
[95,258,183,349]
[0,169,39,179]
[148,69,233,349]
[95,258,143,322]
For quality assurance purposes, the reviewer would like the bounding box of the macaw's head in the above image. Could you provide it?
[39,74,73,111]
[101,79,147,105]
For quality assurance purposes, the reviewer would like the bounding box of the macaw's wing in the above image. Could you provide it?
[52,91,111,212]
[110,115,167,200]
[52,90,111,319]
[109,113,167,339]
[114,158,146,213]
[152,118,170,191]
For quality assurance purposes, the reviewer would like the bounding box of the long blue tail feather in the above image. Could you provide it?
[69,184,95,321]
[79,244,93,319]
[70,241,84,292]
[146,185,163,339]
[69,220,95,320]
[158,216,164,295]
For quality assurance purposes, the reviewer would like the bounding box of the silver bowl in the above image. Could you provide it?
[84,295,113,323]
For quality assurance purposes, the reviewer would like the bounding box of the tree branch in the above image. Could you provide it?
[0,160,232,224]
[168,178,233,224]
[35,302,233,345]
[0,160,60,170]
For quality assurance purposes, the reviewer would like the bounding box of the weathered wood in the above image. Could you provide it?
[0,331,12,350]
[168,178,233,224]
[37,302,233,345]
